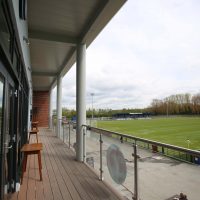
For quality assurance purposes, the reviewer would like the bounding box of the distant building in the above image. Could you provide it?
[112,112,151,119]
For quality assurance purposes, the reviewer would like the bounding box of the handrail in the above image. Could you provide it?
[59,120,199,199]
[83,124,200,157]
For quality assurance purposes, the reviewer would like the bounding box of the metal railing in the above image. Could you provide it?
[53,118,200,163]
[87,126,200,160]
[53,118,200,200]
[82,125,200,200]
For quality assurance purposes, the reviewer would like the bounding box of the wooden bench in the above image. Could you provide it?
[21,143,43,184]
[29,129,39,143]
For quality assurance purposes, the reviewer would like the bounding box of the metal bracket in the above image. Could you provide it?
[12,135,16,142]
[4,144,13,149]
[14,90,18,98]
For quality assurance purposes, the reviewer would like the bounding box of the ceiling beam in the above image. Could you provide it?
[80,0,126,46]
[32,71,57,76]
[50,48,76,89]
[29,29,78,46]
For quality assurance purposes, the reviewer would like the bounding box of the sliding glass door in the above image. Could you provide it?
[0,73,5,199]
[0,60,16,199]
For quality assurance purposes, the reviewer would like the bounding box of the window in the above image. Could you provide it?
[0,75,5,166]
[0,4,11,55]
[12,46,19,75]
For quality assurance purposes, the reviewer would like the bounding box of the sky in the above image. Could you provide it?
[53,0,200,110]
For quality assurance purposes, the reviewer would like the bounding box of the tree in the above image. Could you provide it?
[149,93,200,115]
[192,93,200,114]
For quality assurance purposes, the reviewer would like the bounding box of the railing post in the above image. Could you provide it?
[99,133,103,181]
[69,123,71,148]
[52,116,54,132]
[63,122,65,142]
[51,116,54,130]
[54,118,55,132]
[133,143,139,200]
[83,126,86,163]
[162,146,164,154]
[57,118,60,138]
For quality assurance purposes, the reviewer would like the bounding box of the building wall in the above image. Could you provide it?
[32,91,49,127]
[10,0,32,130]
[10,0,31,83]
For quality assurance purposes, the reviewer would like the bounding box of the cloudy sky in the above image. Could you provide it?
[53,0,200,110]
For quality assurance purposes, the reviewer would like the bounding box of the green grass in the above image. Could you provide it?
[97,117,200,150]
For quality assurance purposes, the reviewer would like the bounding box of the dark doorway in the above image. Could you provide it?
[0,59,16,199]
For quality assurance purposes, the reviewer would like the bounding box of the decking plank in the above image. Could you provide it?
[7,192,18,200]
[46,131,123,200]
[78,166,120,199]
[39,142,54,200]
[26,152,36,199]
[49,136,93,200]
[65,143,120,200]
[62,145,109,200]
[52,135,121,200]
[42,142,63,200]
[11,128,124,200]
[17,155,30,200]
[35,153,45,200]
[43,136,72,200]
[41,135,82,200]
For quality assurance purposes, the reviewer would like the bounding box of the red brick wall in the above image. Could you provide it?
[32,91,49,127]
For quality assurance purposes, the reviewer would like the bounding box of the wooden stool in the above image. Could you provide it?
[31,121,39,130]
[21,143,43,184]
[29,130,39,143]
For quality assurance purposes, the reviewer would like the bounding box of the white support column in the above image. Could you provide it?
[57,75,62,138]
[76,43,86,162]
[28,90,32,130]
[49,89,53,129]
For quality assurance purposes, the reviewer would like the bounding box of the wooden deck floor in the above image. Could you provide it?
[9,128,123,200]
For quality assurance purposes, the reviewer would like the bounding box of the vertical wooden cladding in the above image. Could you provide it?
[33,91,49,127]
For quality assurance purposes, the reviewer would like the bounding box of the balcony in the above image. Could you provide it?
[58,121,200,200]
[10,128,124,200]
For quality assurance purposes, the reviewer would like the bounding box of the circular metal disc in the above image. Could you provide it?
[106,144,127,184]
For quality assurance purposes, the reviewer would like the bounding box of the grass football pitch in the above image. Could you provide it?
[97,117,200,150]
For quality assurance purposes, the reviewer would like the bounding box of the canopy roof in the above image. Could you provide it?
[28,0,126,91]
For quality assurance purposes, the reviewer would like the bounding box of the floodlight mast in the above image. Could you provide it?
[91,93,94,119]
[166,100,169,117]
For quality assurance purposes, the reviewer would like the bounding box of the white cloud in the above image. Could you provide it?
[53,0,200,110]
